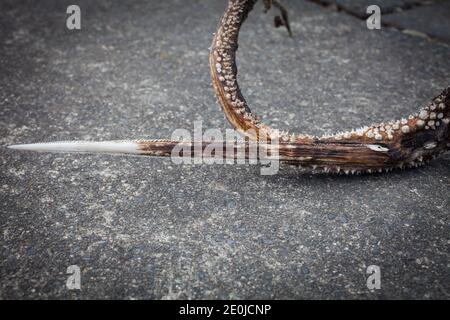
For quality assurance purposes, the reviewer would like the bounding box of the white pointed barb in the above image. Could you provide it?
[8,141,141,154]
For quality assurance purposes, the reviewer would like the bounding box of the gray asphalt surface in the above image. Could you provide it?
[1,0,449,299]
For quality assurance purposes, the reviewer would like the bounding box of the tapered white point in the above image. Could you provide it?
[7,141,140,154]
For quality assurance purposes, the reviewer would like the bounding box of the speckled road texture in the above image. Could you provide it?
[1,0,449,299]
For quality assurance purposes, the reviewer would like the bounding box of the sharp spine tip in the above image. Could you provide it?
[6,141,141,154]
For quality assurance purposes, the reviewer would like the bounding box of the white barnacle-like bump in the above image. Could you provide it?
[438,103,445,110]
[401,125,410,134]
[416,119,425,127]
[428,120,435,127]
[424,141,437,150]
[374,134,383,141]
[367,144,389,152]
[430,112,437,119]
[366,131,374,138]
[419,110,429,120]
[437,113,444,119]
